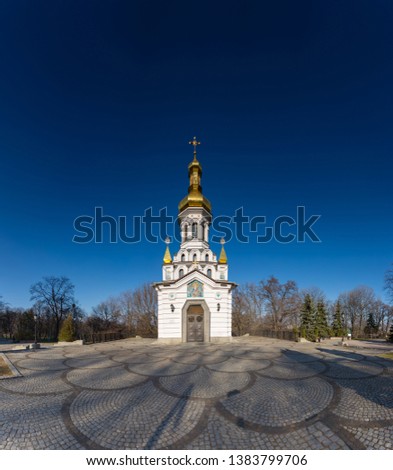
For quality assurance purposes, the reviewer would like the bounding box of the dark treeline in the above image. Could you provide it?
[233,279,393,341]
[0,277,157,343]
[231,264,393,341]
[1,264,393,342]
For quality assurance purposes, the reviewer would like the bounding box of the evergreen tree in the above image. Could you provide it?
[315,301,329,339]
[300,294,316,341]
[58,314,76,342]
[364,312,378,337]
[331,300,344,337]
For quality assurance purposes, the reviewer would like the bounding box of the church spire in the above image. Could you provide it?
[178,137,212,214]
[163,237,172,264]
[218,238,228,264]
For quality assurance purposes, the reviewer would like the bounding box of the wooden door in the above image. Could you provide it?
[187,305,204,342]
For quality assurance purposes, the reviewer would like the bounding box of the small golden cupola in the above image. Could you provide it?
[178,137,212,214]
[218,238,228,264]
[163,237,172,264]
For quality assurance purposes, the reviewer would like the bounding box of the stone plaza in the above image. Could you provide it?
[0,337,392,450]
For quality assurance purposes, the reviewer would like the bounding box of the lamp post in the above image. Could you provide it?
[33,313,38,351]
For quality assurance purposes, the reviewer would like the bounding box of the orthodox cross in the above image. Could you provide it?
[189,136,200,159]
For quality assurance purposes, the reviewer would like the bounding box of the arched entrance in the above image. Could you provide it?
[186,305,204,342]
[181,300,211,343]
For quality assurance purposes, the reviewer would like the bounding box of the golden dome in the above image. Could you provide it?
[178,138,212,213]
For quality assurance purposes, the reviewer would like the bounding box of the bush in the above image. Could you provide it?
[58,314,76,342]
[388,324,393,343]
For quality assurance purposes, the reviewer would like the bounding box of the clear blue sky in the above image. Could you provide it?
[1,1,392,311]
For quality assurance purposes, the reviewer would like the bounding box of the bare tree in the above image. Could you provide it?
[339,286,376,337]
[85,284,157,338]
[301,286,327,305]
[0,302,19,340]
[232,286,256,336]
[30,276,75,341]
[131,284,157,337]
[371,299,393,337]
[92,297,122,330]
[244,283,264,319]
[0,296,6,337]
[260,276,300,331]
[384,264,393,303]
[119,290,137,334]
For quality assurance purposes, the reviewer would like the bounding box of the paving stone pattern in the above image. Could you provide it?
[0,337,392,449]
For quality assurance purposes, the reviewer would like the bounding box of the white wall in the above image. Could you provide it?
[157,277,232,340]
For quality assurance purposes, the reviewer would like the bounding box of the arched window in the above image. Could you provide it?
[192,223,197,238]
[185,224,190,240]
[181,253,186,262]
[207,269,212,278]
[179,269,184,277]
[193,253,197,262]
[205,253,209,262]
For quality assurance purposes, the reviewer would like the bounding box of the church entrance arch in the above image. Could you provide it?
[182,299,210,343]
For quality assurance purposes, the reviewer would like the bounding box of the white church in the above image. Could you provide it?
[154,138,236,343]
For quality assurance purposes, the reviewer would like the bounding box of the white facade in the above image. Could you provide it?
[154,142,236,342]
[155,269,233,342]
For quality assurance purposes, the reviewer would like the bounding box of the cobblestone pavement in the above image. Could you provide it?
[0,337,392,450]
